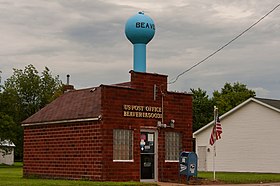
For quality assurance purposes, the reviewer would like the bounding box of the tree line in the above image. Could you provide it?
[0,64,63,160]
[0,64,255,160]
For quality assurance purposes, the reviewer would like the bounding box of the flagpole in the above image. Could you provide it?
[213,106,218,181]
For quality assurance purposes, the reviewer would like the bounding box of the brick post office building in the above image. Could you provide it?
[22,12,193,182]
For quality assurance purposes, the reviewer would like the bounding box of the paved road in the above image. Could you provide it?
[157,182,280,186]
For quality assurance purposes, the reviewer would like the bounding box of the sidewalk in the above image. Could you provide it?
[157,182,280,186]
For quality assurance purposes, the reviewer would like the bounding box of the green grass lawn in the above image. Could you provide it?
[2,163,280,185]
[198,171,280,184]
[0,163,156,186]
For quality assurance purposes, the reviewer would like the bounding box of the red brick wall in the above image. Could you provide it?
[23,121,102,180]
[159,92,193,182]
[100,71,192,182]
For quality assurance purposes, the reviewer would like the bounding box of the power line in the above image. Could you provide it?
[168,3,280,85]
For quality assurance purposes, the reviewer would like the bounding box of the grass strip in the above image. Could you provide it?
[198,171,280,184]
[0,163,156,186]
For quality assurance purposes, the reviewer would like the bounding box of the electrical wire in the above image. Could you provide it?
[168,3,280,85]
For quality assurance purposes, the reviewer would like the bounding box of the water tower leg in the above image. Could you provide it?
[133,43,146,72]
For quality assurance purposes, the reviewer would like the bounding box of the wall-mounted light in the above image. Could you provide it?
[157,120,175,128]
[169,120,175,128]
[157,121,162,128]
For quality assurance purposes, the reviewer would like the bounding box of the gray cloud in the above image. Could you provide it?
[0,0,279,99]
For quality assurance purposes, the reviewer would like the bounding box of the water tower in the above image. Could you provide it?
[125,12,155,72]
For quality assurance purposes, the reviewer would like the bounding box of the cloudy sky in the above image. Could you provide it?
[1,0,279,99]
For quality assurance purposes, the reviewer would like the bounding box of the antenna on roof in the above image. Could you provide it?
[66,74,70,85]
[63,74,74,93]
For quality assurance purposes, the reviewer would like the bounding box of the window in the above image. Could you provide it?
[113,129,133,161]
[165,132,182,161]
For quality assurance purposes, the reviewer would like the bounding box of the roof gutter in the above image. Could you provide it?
[22,116,101,127]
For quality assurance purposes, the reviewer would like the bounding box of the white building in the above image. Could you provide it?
[193,97,280,173]
[0,140,15,165]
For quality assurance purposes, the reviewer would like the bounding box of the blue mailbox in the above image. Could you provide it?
[179,151,198,181]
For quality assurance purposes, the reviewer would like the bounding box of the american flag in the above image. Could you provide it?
[209,117,222,146]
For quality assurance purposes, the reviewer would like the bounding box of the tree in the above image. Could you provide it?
[0,64,63,159]
[191,88,214,132]
[213,82,256,115]
[191,82,256,132]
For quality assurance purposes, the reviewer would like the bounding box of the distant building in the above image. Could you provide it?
[193,97,280,173]
[0,140,15,165]
[22,71,193,182]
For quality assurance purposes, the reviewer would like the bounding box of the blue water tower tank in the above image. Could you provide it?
[125,12,155,72]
